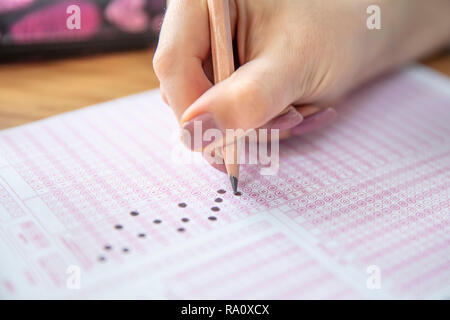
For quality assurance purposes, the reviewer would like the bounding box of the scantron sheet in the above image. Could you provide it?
[0,66,449,299]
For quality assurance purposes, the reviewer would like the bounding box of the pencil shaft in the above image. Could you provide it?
[207,0,240,183]
[207,0,234,82]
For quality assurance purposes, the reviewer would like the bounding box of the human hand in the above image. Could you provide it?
[153,0,450,163]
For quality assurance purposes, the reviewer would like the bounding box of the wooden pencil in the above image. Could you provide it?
[207,0,239,193]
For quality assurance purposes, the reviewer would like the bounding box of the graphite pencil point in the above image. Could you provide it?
[230,175,238,194]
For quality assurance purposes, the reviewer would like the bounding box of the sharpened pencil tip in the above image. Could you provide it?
[230,175,238,194]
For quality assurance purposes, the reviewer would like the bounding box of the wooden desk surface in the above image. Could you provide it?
[0,49,449,130]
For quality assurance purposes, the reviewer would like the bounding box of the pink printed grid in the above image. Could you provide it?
[0,68,449,298]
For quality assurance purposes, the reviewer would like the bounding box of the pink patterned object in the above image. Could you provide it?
[106,0,149,33]
[10,0,100,43]
[0,0,35,13]
[150,13,164,33]
[1,0,165,59]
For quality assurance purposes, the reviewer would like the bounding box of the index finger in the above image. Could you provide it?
[153,0,213,122]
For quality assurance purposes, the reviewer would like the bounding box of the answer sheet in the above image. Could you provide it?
[0,66,449,299]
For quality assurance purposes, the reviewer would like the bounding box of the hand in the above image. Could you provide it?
[153,0,352,143]
[153,0,450,158]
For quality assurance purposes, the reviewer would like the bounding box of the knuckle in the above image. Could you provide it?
[230,79,272,128]
[152,47,176,79]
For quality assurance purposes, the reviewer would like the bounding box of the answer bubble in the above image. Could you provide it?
[104,245,112,251]
[208,216,217,221]
[217,189,226,194]
[114,224,123,230]
[211,207,220,212]
[138,233,146,238]
[130,211,139,216]
[177,227,186,232]
[153,219,162,224]
[122,247,130,253]
[215,198,223,203]
[181,218,189,223]
[178,203,187,208]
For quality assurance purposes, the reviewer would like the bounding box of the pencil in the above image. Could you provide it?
[207,0,239,194]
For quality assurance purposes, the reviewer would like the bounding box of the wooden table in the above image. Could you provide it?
[0,49,449,130]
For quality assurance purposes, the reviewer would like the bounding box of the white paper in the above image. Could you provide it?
[0,66,449,299]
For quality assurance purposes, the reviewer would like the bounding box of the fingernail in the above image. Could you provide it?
[206,155,227,174]
[261,107,303,131]
[290,108,337,136]
[180,113,220,151]
[210,162,228,174]
[202,146,227,173]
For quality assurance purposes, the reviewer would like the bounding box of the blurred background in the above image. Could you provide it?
[0,0,448,130]
[0,0,164,60]
[0,0,164,129]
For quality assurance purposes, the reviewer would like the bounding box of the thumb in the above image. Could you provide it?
[179,57,300,151]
